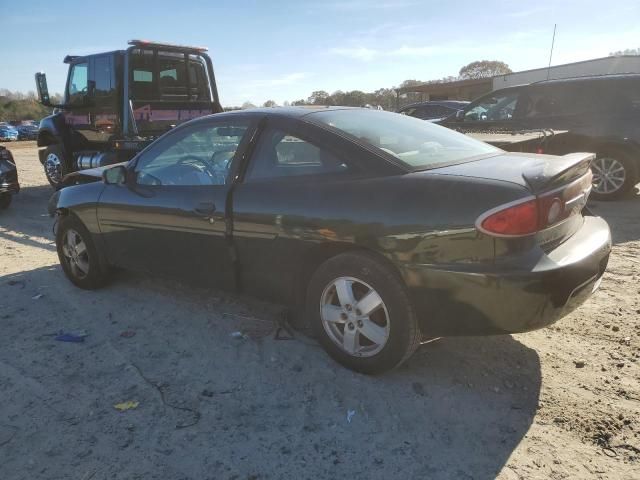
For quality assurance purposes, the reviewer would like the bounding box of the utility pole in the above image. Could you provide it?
[547,24,557,80]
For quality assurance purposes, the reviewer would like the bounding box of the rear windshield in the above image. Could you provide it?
[130,49,211,102]
[309,109,499,169]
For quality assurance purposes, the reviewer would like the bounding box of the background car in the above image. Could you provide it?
[50,108,610,373]
[16,123,39,140]
[440,74,640,200]
[398,100,469,121]
[0,124,19,142]
[0,146,19,209]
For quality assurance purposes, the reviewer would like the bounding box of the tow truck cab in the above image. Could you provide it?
[35,40,223,188]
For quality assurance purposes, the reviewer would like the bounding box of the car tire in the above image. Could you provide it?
[590,148,638,201]
[306,251,420,374]
[56,214,110,289]
[0,193,11,210]
[43,144,69,190]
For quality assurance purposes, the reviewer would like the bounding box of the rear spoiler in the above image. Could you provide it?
[522,152,594,193]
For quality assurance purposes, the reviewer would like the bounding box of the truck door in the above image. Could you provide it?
[90,54,120,147]
[63,59,93,153]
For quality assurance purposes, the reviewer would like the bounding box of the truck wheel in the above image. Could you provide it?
[0,193,11,210]
[306,251,421,374]
[591,148,638,201]
[56,215,110,289]
[43,144,69,190]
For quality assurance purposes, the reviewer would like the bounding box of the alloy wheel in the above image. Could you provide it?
[320,276,390,357]
[61,229,90,279]
[592,157,626,195]
[45,152,62,185]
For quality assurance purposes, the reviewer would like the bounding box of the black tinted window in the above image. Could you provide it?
[94,56,113,97]
[464,92,519,122]
[246,128,349,181]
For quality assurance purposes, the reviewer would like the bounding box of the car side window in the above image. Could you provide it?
[67,62,88,105]
[245,128,350,182]
[134,122,249,186]
[464,92,519,122]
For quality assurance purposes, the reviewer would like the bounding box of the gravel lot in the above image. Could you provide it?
[1,141,639,480]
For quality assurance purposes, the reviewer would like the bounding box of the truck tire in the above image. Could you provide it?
[591,148,638,201]
[43,144,69,190]
[306,251,421,374]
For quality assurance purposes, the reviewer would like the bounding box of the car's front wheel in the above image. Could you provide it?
[56,215,110,289]
[307,251,420,374]
[591,149,638,200]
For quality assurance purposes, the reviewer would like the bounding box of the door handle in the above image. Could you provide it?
[193,202,216,216]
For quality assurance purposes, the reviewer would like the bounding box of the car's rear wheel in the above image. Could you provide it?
[306,251,420,374]
[0,193,11,210]
[43,144,69,190]
[591,149,638,200]
[56,215,110,289]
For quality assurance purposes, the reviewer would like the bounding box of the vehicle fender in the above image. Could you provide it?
[37,113,69,164]
[51,181,105,236]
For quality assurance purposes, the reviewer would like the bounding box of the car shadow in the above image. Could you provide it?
[588,185,640,244]
[0,264,540,480]
[0,184,56,252]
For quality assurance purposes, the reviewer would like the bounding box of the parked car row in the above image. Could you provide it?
[0,121,40,141]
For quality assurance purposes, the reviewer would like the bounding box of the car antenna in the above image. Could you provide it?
[546,24,557,80]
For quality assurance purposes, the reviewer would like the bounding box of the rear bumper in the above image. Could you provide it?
[400,216,611,336]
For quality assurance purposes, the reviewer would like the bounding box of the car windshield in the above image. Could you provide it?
[309,109,500,169]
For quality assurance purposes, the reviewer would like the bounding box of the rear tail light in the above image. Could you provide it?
[477,171,593,237]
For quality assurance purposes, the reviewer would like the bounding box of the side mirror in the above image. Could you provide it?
[35,72,51,106]
[103,165,127,185]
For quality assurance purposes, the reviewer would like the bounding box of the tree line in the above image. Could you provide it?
[0,89,61,122]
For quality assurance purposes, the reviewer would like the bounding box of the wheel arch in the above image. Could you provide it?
[294,242,405,312]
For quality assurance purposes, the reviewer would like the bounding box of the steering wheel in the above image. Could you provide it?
[177,154,217,177]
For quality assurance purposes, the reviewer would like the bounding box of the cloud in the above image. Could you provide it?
[267,72,308,86]
[329,44,481,61]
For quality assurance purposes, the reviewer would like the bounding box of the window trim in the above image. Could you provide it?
[66,60,90,105]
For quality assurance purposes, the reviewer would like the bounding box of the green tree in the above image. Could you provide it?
[263,100,277,107]
[241,101,256,109]
[609,47,640,56]
[459,60,512,79]
[307,90,331,105]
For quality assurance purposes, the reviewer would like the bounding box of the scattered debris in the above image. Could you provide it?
[54,330,88,343]
[120,330,136,338]
[113,401,139,412]
[230,331,247,339]
[31,293,44,300]
[612,326,620,332]
[574,360,586,368]
[347,409,356,423]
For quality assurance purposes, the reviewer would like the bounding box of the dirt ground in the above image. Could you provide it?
[0,141,639,480]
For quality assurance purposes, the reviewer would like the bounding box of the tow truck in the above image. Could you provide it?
[35,40,223,188]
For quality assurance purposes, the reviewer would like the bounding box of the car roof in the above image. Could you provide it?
[194,105,362,122]
[400,101,469,110]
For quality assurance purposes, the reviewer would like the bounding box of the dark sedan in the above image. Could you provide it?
[398,101,469,121]
[50,107,611,373]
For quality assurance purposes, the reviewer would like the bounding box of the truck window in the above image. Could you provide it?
[67,62,88,104]
[94,56,113,98]
[130,48,210,102]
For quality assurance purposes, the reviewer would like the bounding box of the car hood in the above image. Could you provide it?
[424,151,594,193]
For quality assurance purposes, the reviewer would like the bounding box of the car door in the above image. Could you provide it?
[97,117,254,288]
[230,117,368,303]
[90,54,120,148]
[63,59,93,152]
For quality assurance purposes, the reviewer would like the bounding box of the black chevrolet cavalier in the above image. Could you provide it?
[50,107,611,373]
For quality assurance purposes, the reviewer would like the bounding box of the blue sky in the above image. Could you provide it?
[1,0,639,106]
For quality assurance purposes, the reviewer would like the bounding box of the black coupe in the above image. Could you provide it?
[50,107,611,373]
